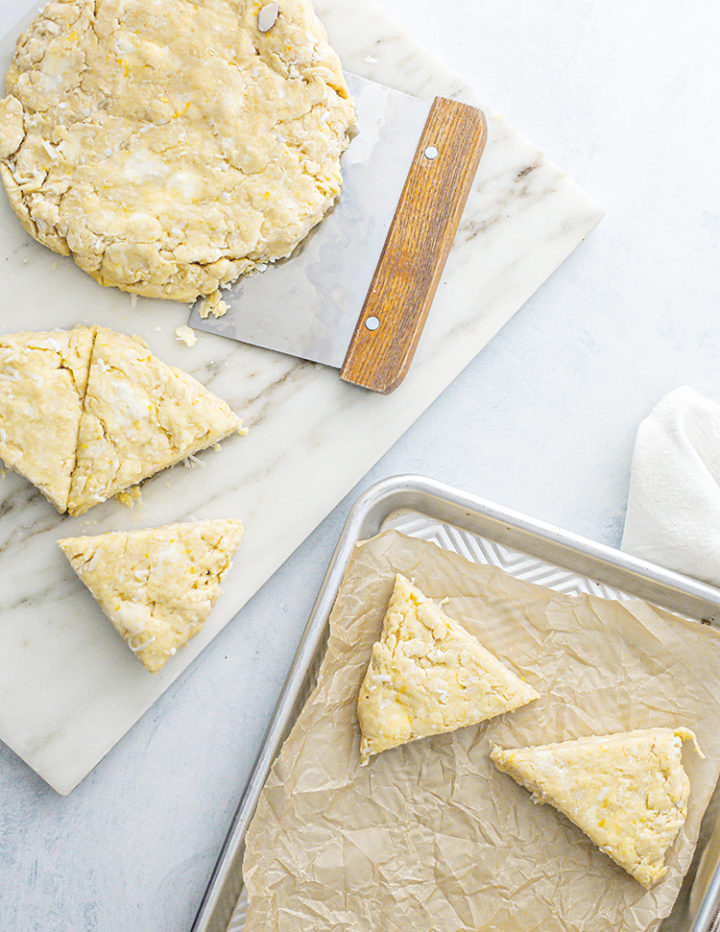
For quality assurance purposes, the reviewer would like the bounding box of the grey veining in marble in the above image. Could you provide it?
[0,0,601,795]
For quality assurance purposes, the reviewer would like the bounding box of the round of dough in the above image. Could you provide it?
[0,0,356,301]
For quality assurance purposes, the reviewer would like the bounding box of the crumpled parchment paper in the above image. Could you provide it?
[242,530,720,931]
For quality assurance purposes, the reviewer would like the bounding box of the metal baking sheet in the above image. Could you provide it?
[191,474,720,932]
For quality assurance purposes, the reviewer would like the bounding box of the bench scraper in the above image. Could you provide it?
[189,70,487,394]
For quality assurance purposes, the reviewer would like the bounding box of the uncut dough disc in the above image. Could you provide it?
[0,0,356,301]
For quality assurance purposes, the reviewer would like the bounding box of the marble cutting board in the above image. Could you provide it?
[0,0,603,795]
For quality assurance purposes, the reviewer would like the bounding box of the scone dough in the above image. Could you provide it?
[357,574,539,763]
[59,519,244,672]
[0,327,94,510]
[0,326,242,514]
[491,728,699,888]
[0,0,356,300]
[68,328,242,515]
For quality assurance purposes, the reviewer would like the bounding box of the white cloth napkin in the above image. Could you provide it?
[622,386,720,587]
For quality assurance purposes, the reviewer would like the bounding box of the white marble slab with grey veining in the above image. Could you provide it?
[0,0,602,794]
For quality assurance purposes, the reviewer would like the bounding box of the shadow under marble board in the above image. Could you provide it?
[0,0,603,794]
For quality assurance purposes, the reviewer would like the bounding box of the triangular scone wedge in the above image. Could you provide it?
[491,728,701,888]
[59,519,244,673]
[0,327,95,510]
[68,328,242,515]
[357,574,539,763]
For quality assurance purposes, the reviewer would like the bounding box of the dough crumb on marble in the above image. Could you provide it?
[174,324,198,347]
[117,486,142,509]
[198,291,230,320]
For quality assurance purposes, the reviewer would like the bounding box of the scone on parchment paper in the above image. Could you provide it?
[491,728,701,889]
[357,574,539,763]
[0,0,356,301]
[59,519,244,672]
[0,326,242,515]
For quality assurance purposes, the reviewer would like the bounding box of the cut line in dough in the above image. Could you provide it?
[0,326,243,514]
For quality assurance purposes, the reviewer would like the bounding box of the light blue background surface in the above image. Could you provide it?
[1,1,719,929]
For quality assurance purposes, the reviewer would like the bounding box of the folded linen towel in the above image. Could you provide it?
[622,386,720,587]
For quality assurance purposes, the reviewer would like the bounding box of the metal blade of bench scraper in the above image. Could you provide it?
[188,73,432,369]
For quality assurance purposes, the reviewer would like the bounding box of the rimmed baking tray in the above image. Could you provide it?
[191,474,720,932]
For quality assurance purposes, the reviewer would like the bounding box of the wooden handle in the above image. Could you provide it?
[339,97,487,394]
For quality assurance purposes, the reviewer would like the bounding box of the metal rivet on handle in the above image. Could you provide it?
[257,2,279,32]
[365,316,380,331]
[424,145,439,160]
